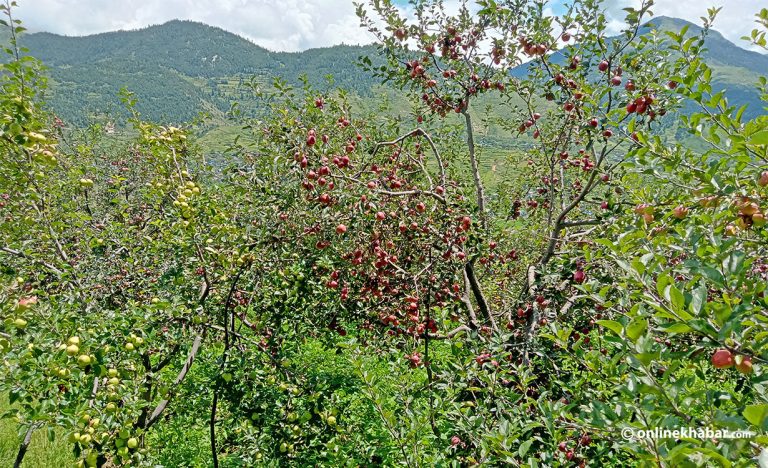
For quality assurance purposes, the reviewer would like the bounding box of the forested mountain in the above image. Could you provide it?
[18,21,381,123]
[14,16,768,125]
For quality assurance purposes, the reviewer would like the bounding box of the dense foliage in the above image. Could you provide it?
[1,0,768,467]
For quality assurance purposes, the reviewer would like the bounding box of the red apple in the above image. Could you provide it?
[711,349,734,369]
[598,60,609,72]
[336,224,347,234]
[573,270,586,283]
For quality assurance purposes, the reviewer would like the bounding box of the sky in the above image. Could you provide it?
[12,0,764,52]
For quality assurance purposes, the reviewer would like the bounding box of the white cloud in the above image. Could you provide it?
[13,0,376,52]
[10,0,763,52]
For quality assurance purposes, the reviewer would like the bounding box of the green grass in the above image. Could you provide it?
[0,398,73,467]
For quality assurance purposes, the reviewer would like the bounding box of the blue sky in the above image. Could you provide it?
[12,0,763,52]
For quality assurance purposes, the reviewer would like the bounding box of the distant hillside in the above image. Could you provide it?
[513,16,768,119]
[9,16,768,125]
[18,20,381,123]
[644,16,768,119]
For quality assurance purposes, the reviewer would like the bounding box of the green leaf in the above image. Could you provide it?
[749,130,768,145]
[659,322,692,334]
[626,318,648,342]
[744,404,768,428]
[690,284,707,316]
[518,438,533,457]
[597,320,624,336]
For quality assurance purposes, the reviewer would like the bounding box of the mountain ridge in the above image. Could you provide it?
[10,16,767,125]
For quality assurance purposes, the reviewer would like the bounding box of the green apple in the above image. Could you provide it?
[13,318,27,329]
[85,451,98,467]
[127,437,138,449]
[327,416,337,426]
[77,355,92,367]
[124,342,135,351]
[108,368,118,378]
[108,377,120,386]
[105,403,117,413]
[68,336,80,346]
[66,344,80,356]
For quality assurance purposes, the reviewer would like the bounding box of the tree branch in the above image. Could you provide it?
[13,425,36,468]
[143,334,204,429]
[465,261,497,332]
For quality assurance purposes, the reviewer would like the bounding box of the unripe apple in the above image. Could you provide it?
[13,318,27,329]
[66,344,80,356]
[77,355,92,368]
[108,377,120,386]
[127,437,138,449]
[672,205,688,219]
[68,336,80,346]
[736,356,753,374]
[711,349,734,369]
[105,402,117,413]
[108,368,118,378]
[125,342,135,351]
[739,201,760,216]
[752,212,766,226]
[15,296,37,312]
[327,415,337,426]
